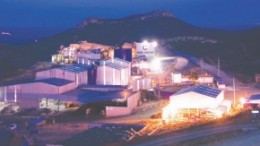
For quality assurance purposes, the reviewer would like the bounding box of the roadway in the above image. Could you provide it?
[210,129,260,146]
[130,123,259,146]
[129,50,260,146]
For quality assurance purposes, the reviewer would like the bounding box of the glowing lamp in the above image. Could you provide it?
[142,40,148,44]
[215,110,223,118]
[152,41,158,47]
[150,58,161,72]
[239,98,246,104]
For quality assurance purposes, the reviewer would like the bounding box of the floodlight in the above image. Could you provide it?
[152,41,158,47]
[239,98,246,104]
[151,58,161,72]
[142,40,148,45]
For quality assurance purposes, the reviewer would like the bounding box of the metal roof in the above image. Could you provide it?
[105,62,128,70]
[89,49,101,54]
[112,57,130,64]
[105,58,130,64]
[0,78,74,87]
[60,64,93,73]
[249,94,260,100]
[36,78,74,86]
[98,58,130,70]
[62,88,135,104]
[174,85,221,98]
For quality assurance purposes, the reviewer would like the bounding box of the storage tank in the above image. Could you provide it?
[133,78,151,91]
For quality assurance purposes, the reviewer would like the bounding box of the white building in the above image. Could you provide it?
[132,77,152,91]
[171,72,182,84]
[105,90,140,117]
[162,85,228,122]
[197,74,214,84]
[96,58,131,85]
[77,50,102,60]
[77,50,101,65]
[169,85,224,109]
[0,78,77,108]
[135,41,157,59]
[247,94,260,104]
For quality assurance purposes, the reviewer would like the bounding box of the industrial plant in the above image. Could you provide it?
[0,40,257,145]
[0,40,160,117]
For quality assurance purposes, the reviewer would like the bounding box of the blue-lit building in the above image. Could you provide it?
[36,64,97,85]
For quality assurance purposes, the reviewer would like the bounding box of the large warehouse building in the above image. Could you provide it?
[96,58,131,85]
[36,64,96,85]
[169,85,224,109]
[0,78,77,109]
[105,90,140,117]
[162,85,230,122]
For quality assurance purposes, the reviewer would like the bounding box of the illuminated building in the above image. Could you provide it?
[162,85,231,122]
[96,58,131,86]
[36,64,96,86]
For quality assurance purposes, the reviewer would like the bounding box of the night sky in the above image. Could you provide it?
[0,0,260,30]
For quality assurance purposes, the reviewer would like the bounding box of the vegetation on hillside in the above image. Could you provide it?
[0,10,260,83]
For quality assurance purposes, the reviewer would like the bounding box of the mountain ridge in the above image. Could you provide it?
[0,10,259,82]
[76,10,175,29]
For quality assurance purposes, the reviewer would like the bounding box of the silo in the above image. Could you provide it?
[88,66,97,85]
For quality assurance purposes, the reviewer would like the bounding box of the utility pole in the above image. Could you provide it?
[4,86,7,102]
[14,85,17,103]
[200,58,203,73]
[233,78,236,106]
[217,57,220,77]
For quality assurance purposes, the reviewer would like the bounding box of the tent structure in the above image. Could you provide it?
[162,85,227,122]
[169,85,224,109]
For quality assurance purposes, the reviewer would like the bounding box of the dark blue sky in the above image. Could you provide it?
[0,0,260,30]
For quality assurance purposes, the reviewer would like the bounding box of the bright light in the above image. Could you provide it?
[152,41,158,47]
[252,110,259,114]
[139,61,149,69]
[150,58,161,72]
[162,104,178,123]
[214,109,223,118]
[239,98,246,104]
[142,40,148,45]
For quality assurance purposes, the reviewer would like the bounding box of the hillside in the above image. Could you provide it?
[165,27,260,82]
[0,42,26,79]
[19,10,232,63]
[0,10,258,82]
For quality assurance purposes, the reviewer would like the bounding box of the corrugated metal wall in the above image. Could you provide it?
[96,66,130,85]
[35,68,88,86]
[105,92,140,117]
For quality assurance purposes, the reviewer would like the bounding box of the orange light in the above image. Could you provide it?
[214,109,223,118]
[162,104,178,123]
